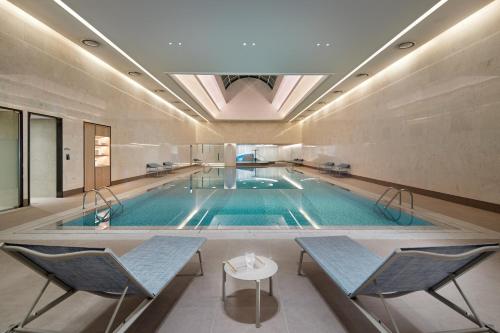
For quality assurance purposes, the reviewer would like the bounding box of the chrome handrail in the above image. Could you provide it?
[375,187,396,206]
[399,189,414,209]
[375,187,415,222]
[100,187,123,210]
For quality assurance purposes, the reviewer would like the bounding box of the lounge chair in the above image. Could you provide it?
[163,161,174,173]
[146,162,163,177]
[333,163,350,177]
[1,236,206,333]
[319,161,335,174]
[296,236,499,333]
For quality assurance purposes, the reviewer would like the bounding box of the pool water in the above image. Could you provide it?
[64,167,432,229]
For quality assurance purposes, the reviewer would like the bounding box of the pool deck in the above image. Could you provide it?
[0,165,499,332]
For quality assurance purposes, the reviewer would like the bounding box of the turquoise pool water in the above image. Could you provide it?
[64,167,432,229]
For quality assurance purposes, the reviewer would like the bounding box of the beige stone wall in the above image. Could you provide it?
[0,2,197,197]
[196,122,302,144]
[302,1,500,204]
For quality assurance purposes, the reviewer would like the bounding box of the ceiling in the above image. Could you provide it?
[9,0,493,122]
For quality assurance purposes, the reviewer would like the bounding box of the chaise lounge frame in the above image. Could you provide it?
[296,236,499,333]
[1,237,205,333]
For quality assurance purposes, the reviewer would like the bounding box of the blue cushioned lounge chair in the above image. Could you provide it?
[296,236,499,333]
[1,236,206,333]
[146,162,163,177]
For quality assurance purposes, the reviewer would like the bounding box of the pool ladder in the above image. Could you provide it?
[82,187,124,224]
[375,187,414,221]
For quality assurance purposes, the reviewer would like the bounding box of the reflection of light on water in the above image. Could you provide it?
[254,178,278,183]
[177,190,217,229]
[194,210,210,229]
[299,209,319,229]
[288,210,303,229]
[281,175,304,190]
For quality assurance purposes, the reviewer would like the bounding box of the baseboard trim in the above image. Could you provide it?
[110,164,196,186]
[298,163,500,214]
[63,187,84,197]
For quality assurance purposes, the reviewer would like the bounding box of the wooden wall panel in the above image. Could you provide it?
[83,122,95,191]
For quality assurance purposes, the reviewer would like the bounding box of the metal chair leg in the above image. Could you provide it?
[298,250,306,276]
[197,250,204,276]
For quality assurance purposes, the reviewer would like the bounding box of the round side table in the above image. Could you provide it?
[222,256,278,328]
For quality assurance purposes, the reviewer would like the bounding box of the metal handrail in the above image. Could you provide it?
[375,187,415,222]
[100,187,123,210]
[375,187,396,206]
[400,189,414,209]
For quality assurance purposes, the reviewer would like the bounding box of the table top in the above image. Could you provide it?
[224,256,278,281]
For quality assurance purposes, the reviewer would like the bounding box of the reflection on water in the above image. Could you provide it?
[56,167,432,230]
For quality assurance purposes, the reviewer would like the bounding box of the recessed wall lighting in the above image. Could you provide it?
[81,39,100,47]
[128,71,142,76]
[356,73,369,78]
[315,42,332,47]
[397,41,415,49]
[168,41,183,47]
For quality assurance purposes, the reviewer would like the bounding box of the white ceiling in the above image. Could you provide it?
[9,0,493,122]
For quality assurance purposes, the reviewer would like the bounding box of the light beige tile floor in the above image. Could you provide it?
[1,238,499,333]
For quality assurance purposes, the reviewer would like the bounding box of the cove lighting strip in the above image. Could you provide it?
[290,0,449,122]
[52,0,209,122]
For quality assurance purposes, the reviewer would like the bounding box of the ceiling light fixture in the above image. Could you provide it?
[128,71,142,76]
[356,73,369,78]
[290,0,449,122]
[397,41,415,49]
[325,43,331,47]
[242,42,247,46]
[252,42,256,46]
[52,0,208,122]
[316,43,321,47]
[178,42,182,46]
[81,39,99,47]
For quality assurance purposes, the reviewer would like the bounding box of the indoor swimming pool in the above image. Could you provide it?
[55,167,433,230]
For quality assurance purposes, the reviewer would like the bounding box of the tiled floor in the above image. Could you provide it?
[1,238,499,333]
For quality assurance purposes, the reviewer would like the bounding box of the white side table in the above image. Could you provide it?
[222,256,278,328]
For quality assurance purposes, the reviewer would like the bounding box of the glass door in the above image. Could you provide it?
[0,107,22,211]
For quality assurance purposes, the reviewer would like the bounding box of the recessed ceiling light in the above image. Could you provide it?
[168,42,173,45]
[325,43,331,47]
[251,42,256,46]
[242,42,247,46]
[128,71,142,76]
[154,89,165,93]
[333,90,343,94]
[356,73,369,78]
[316,43,321,47]
[178,42,182,46]
[81,39,100,47]
[397,41,415,49]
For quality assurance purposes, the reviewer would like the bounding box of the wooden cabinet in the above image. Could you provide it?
[84,122,111,191]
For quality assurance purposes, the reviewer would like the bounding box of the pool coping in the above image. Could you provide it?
[1,167,499,241]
